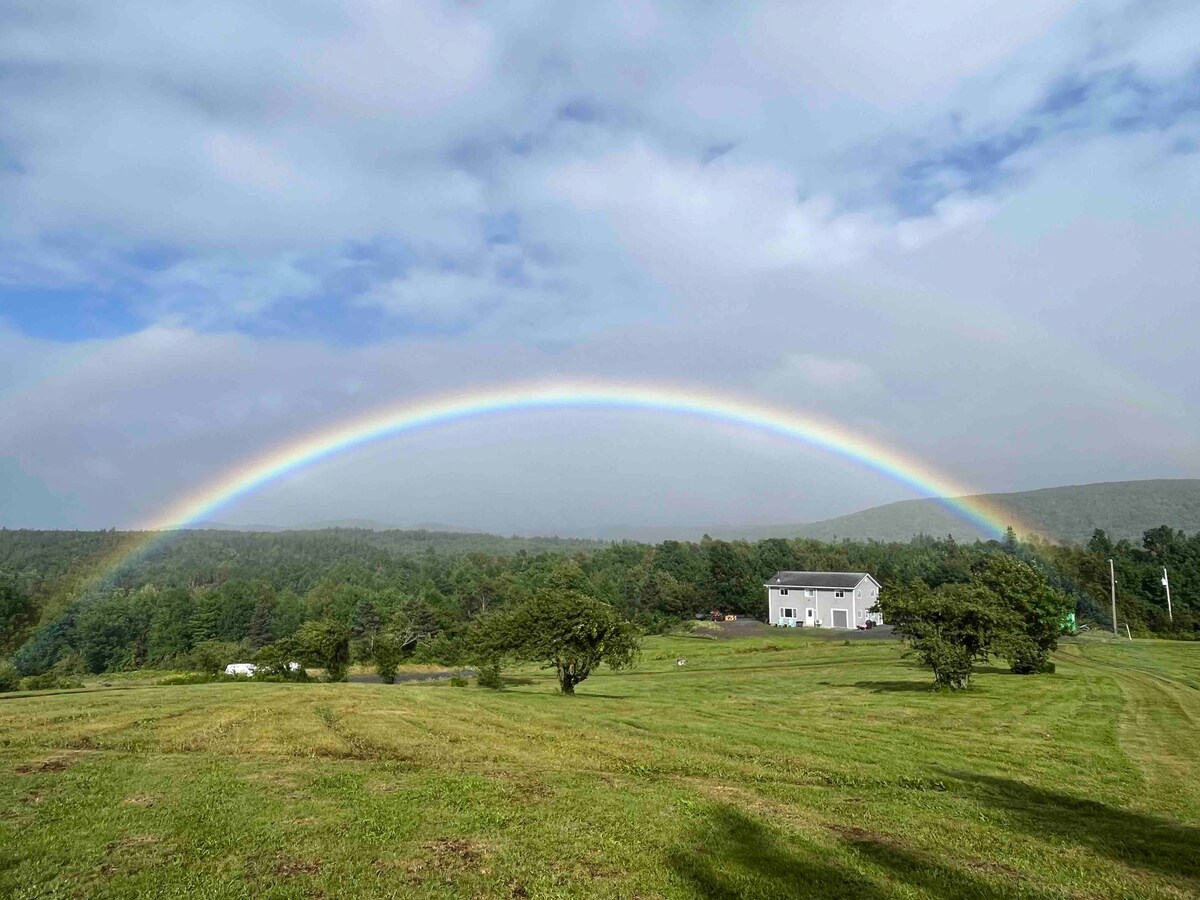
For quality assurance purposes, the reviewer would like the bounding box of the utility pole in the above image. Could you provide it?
[1162,567,1173,623]
[1109,558,1118,636]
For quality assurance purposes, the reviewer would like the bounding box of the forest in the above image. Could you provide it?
[0,522,1195,682]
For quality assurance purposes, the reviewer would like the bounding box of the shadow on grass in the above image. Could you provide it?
[667,806,886,899]
[837,829,1058,900]
[943,771,1200,884]
[851,680,933,694]
[669,806,1058,899]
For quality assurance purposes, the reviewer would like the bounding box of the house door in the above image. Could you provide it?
[805,608,815,627]
[832,609,849,629]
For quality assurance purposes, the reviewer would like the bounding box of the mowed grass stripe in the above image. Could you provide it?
[1,632,1197,898]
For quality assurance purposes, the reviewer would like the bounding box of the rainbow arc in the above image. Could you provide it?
[89,380,1035,586]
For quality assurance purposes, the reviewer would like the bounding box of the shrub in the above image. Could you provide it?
[0,660,21,693]
[189,640,247,675]
[475,661,503,689]
[51,651,90,677]
[253,644,308,681]
[368,633,404,684]
[18,672,84,691]
[158,672,233,686]
[449,675,468,687]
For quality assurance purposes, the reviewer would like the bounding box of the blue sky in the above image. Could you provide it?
[1,0,1199,532]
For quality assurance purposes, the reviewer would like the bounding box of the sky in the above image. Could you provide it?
[1,0,1199,535]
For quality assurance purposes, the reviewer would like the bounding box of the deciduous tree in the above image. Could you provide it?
[290,620,351,681]
[494,590,640,694]
[972,555,1072,674]
[879,581,1015,690]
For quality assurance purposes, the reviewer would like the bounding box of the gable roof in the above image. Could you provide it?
[764,571,877,589]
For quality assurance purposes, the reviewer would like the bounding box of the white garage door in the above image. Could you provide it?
[832,609,849,629]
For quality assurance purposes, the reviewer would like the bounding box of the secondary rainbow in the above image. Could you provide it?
[94,379,1035,584]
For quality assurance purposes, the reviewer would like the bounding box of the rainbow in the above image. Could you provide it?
[92,379,1036,585]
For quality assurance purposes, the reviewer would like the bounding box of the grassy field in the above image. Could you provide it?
[1,631,1198,899]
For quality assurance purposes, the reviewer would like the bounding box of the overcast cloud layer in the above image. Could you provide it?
[2,1,1198,533]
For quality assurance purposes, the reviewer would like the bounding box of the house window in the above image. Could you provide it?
[835,590,846,598]
[856,589,861,598]
[779,588,789,595]
[804,589,813,598]
[780,607,796,619]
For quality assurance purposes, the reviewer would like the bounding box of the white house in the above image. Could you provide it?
[765,571,883,629]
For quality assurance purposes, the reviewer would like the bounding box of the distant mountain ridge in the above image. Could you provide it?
[184,480,1200,547]
[744,479,1200,545]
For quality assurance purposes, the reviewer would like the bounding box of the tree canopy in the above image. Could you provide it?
[476,590,640,694]
[1,522,1196,684]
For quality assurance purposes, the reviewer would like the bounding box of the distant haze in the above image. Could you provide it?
[186,480,1200,547]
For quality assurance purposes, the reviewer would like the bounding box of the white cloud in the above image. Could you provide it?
[547,142,995,290]
[745,0,1081,110]
[362,269,506,327]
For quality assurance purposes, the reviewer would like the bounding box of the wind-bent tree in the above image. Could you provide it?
[495,590,640,694]
[879,581,1015,690]
[290,620,351,681]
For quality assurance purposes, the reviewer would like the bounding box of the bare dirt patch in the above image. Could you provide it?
[15,755,76,774]
[403,838,493,884]
[966,858,1022,877]
[106,834,161,853]
[122,794,159,807]
[273,856,322,877]
[826,822,906,850]
[423,837,487,865]
[99,833,167,876]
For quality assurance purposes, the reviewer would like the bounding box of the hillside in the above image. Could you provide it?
[154,480,1200,547]
[755,479,1200,545]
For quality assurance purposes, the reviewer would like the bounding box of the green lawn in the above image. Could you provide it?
[1,632,1198,898]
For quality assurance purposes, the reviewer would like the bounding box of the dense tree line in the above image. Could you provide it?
[0,522,1195,682]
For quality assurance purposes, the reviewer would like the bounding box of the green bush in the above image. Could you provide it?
[253,644,308,681]
[449,675,468,687]
[18,672,84,691]
[158,672,234,686]
[368,633,404,684]
[475,661,503,689]
[0,660,20,693]
[189,640,247,675]
[51,650,90,677]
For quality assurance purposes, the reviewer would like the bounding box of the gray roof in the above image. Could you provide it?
[764,571,875,589]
